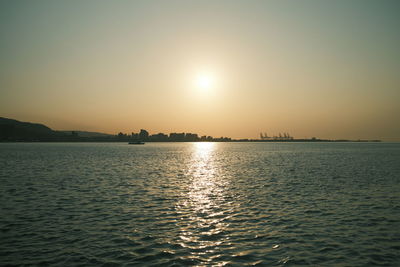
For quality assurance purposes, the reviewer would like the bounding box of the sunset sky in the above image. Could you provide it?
[1,0,399,140]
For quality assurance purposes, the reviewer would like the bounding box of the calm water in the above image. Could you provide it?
[1,142,399,266]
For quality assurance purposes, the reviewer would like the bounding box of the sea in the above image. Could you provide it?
[0,142,399,266]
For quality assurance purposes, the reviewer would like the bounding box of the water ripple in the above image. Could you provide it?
[0,142,399,266]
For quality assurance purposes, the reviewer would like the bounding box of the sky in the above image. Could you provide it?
[0,0,399,140]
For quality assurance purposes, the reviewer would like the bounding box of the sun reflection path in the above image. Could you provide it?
[175,142,234,265]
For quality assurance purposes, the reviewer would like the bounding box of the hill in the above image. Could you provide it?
[0,117,114,141]
[0,117,59,141]
[58,130,112,138]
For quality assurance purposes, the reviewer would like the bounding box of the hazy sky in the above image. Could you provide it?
[1,0,399,140]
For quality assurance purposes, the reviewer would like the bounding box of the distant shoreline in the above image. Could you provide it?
[0,139,382,143]
[0,117,382,143]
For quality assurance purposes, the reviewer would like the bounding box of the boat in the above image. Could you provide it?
[128,141,145,145]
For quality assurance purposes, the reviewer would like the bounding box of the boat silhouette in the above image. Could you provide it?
[128,141,145,145]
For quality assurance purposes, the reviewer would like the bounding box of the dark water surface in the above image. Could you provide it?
[1,142,399,266]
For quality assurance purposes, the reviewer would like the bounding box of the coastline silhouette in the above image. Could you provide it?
[0,117,380,143]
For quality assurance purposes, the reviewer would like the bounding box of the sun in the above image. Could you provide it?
[195,72,215,91]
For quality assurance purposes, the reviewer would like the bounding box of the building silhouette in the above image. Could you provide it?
[139,129,149,140]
